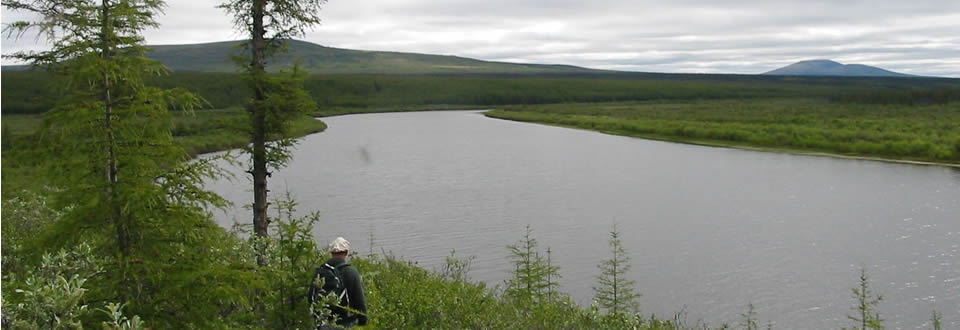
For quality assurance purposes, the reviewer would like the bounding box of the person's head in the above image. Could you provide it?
[329,237,351,258]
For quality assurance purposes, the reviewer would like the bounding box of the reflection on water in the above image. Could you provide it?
[204,111,960,329]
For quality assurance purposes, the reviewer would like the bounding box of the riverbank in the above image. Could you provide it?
[1,109,327,194]
[485,99,960,167]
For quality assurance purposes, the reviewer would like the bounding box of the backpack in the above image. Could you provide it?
[309,262,351,319]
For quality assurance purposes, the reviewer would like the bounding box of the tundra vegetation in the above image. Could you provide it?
[486,98,960,163]
[2,0,957,328]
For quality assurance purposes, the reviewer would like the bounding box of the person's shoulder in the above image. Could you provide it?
[341,262,358,271]
[339,262,361,276]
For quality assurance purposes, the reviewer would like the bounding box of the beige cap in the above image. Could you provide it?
[329,237,351,253]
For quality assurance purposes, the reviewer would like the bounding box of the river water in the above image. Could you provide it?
[204,111,959,329]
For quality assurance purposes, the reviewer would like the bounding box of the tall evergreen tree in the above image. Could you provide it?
[593,222,641,315]
[219,0,325,266]
[2,0,245,325]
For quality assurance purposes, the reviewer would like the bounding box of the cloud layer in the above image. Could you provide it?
[4,0,959,76]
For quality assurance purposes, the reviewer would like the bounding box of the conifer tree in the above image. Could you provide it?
[3,0,242,325]
[847,267,884,330]
[219,0,325,266]
[593,222,641,315]
[505,225,560,302]
[930,309,942,330]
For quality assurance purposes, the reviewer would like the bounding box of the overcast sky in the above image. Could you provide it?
[3,0,960,76]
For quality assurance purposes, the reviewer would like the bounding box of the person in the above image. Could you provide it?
[312,237,368,328]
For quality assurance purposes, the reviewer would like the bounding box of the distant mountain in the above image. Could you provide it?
[763,59,912,77]
[3,40,602,74]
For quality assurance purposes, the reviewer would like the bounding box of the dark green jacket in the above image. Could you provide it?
[322,257,367,326]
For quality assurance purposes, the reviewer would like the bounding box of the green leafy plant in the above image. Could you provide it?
[3,243,101,329]
[439,249,476,282]
[99,303,145,330]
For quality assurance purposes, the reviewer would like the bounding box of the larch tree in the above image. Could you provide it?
[505,225,561,303]
[3,0,240,324]
[219,0,324,266]
[847,267,885,330]
[593,222,641,315]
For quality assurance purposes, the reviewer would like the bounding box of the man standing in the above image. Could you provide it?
[312,237,368,328]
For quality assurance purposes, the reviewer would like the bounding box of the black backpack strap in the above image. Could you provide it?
[332,263,351,305]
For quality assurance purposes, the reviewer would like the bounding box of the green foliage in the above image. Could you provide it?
[99,303,145,330]
[356,254,512,329]
[505,225,561,303]
[218,0,327,258]
[846,268,885,330]
[439,249,476,282]
[355,242,685,329]
[8,71,960,115]
[171,108,326,155]
[257,191,325,329]
[2,243,103,329]
[930,309,942,330]
[1,191,63,272]
[1,0,262,328]
[740,303,759,330]
[594,222,642,315]
[243,66,319,170]
[487,99,960,163]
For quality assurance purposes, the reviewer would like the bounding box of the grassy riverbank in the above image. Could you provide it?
[486,99,960,165]
[1,109,327,194]
[3,108,327,154]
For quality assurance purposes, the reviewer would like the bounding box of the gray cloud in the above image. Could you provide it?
[4,0,959,76]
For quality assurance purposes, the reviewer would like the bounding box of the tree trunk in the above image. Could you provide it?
[251,0,270,266]
[100,0,126,257]
[101,0,130,304]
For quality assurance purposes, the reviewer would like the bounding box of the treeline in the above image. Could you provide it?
[487,99,960,163]
[831,87,960,105]
[5,71,960,114]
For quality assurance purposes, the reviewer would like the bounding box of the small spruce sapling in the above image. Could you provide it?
[846,267,884,330]
[593,222,641,315]
[505,225,560,303]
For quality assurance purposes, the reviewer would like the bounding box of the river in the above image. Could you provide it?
[204,110,959,329]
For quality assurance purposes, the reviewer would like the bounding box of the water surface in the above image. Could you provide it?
[205,111,959,329]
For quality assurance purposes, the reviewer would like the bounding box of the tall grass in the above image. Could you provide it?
[487,99,960,164]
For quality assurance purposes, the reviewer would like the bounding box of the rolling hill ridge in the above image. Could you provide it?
[763,59,912,77]
[146,40,601,74]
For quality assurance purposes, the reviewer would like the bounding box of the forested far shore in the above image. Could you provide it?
[4,71,960,114]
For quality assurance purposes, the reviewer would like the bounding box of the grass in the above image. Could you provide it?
[2,108,326,156]
[171,108,327,155]
[486,98,960,165]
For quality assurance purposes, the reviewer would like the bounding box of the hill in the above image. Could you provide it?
[763,59,913,77]
[0,40,598,74]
